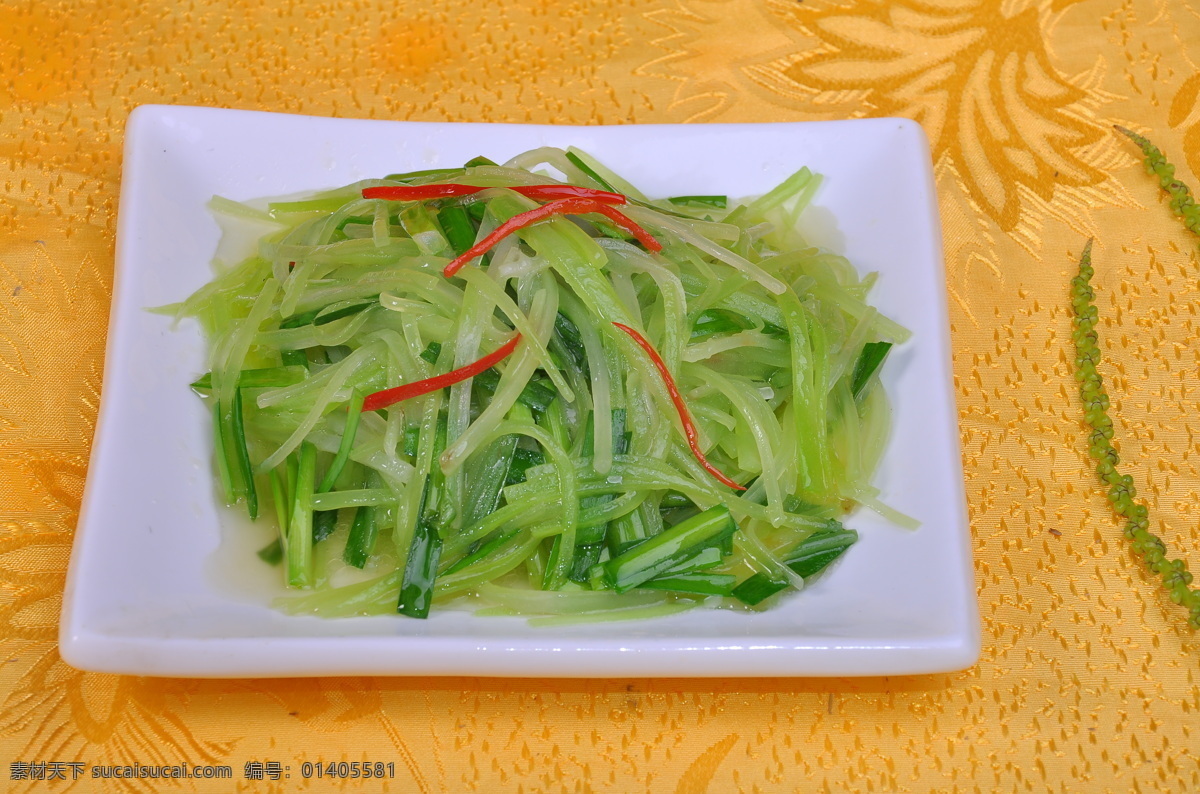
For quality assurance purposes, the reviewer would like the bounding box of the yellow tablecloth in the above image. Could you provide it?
[3,0,1199,790]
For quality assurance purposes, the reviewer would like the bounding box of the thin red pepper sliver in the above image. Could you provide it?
[443,197,662,277]
[611,322,745,491]
[362,334,522,412]
[362,183,626,204]
[589,202,663,253]
[363,184,481,200]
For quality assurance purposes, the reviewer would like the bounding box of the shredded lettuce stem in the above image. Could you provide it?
[176,147,912,622]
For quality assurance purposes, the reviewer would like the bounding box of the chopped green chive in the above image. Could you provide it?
[438,204,478,257]
[851,341,892,399]
[667,195,728,209]
[565,151,619,193]
[603,505,736,593]
[317,390,365,493]
[732,524,858,606]
[230,387,258,520]
[343,505,379,569]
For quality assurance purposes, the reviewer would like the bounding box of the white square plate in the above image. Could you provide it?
[61,105,979,678]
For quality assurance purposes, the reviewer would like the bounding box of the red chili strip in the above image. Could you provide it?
[362,183,626,204]
[363,334,522,412]
[443,197,662,277]
[611,322,745,491]
[589,202,663,253]
[364,184,481,200]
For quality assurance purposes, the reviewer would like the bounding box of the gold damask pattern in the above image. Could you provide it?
[2,0,1199,791]
[774,0,1110,231]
